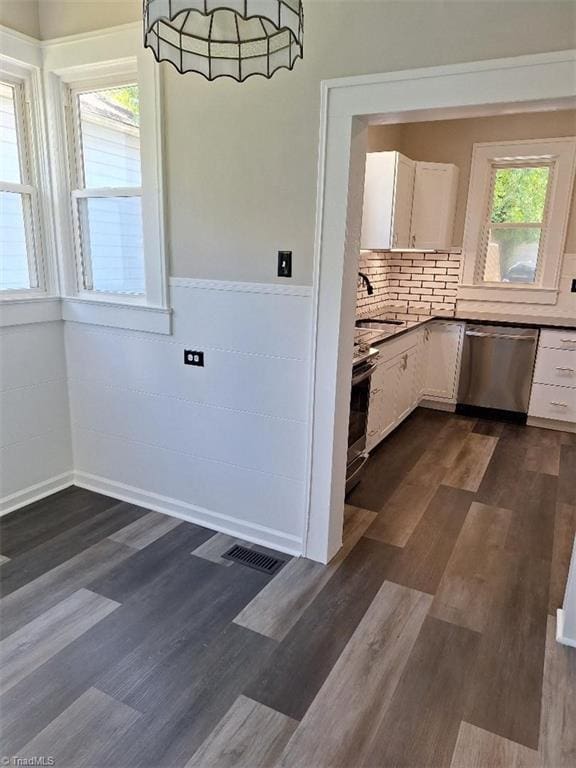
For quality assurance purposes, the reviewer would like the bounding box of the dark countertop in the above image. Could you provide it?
[354,311,576,349]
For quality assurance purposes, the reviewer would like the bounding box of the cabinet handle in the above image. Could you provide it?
[368,430,378,436]
[371,387,383,394]
[555,367,575,373]
[549,401,568,407]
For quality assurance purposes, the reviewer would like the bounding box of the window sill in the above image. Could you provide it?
[0,296,62,327]
[62,297,172,334]
[458,284,559,305]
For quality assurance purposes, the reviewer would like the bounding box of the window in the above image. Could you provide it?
[0,79,42,292]
[482,164,550,284]
[69,83,145,296]
[461,137,576,304]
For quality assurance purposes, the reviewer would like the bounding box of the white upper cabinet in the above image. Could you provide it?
[361,151,415,250]
[410,162,459,250]
[361,151,459,251]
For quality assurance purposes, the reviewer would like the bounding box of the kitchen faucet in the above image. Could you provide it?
[358,272,374,295]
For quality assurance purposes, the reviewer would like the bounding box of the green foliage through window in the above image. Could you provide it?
[101,86,140,125]
[490,166,549,224]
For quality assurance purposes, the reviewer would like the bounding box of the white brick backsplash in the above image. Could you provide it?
[357,250,461,319]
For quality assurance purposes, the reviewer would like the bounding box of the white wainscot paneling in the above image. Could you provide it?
[65,325,308,422]
[73,430,305,553]
[68,378,307,481]
[0,322,68,391]
[1,431,73,503]
[170,282,312,360]
[0,322,73,511]
[1,380,70,447]
[65,281,312,553]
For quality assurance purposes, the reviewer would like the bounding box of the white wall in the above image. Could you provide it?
[65,282,311,553]
[0,320,73,512]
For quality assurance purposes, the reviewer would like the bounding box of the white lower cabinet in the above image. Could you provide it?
[366,320,464,453]
[529,329,576,427]
[421,321,464,402]
[366,333,420,451]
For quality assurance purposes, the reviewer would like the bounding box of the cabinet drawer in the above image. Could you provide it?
[529,383,576,423]
[533,347,576,387]
[540,329,576,351]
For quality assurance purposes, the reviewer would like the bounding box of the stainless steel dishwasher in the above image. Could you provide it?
[457,324,539,417]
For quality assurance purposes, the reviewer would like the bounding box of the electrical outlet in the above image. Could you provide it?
[278,251,292,278]
[572,278,576,293]
[184,350,204,367]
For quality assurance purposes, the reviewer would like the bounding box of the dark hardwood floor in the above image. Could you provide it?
[0,408,575,767]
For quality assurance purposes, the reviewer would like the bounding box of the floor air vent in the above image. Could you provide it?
[222,545,284,575]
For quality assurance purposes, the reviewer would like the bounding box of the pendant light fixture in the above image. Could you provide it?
[144,0,303,82]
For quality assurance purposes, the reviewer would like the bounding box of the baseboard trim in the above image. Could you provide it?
[419,398,456,413]
[73,471,303,557]
[527,416,576,434]
[556,608,576,648]
[0,472,74,516]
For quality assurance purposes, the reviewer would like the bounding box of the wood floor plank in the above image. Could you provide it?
[361,616,480,768]
[525,443,561,476]
[464,554,550,750]
[0,542,270,755]
[0,486,122,558]
[89,522,214,603]
[245,536,397,721]
[0,588,119,693]
[549,503,576,615]
[443,433,499,492]
[430,502,512,632]
[540,615,576,768]
[384,485,474,594]
[0,501,145,598]
[186,695,297,768]
[233,505,375,641]
[109,510,182,549]
[365,481,437,547]
[100,624,277,768]
[19,687,141,767]
[277,582,431,768]
[0,538,134,640]
[346,408,446,511]
[558,444,576,506]
[504,470,557,563]
[191,533,252,566]
[450,722,540,768]
[475,437,530,509]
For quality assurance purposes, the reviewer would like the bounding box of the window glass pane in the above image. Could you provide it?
[483,226,541,284]
[79,196,144,294]
[0,82,22,184]
[0,191,31,290]
[490,166,549,224]
[78,86,141,187]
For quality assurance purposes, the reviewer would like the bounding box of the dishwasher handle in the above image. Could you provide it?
[465,330,537,341]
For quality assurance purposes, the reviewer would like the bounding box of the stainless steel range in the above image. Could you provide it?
[346,345,379,494]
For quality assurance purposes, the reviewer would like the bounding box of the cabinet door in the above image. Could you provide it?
[410,162,459,250]
[391,153,416,249]
[395,348,419,422]
[361,152,397,250]
[366,357,400,450]
[422,322,464,401]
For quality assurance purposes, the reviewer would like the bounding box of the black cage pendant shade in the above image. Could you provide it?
[144,0,303,81]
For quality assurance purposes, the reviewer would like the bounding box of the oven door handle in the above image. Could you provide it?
[347,452,369,485]
[352,364,376,386]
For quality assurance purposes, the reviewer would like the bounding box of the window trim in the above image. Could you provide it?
[66,73,145,299]
[460,137,576,304]
[0,43,56,302]
[43,24,170,333]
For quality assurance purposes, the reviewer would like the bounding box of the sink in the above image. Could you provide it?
[355,318,404,329]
